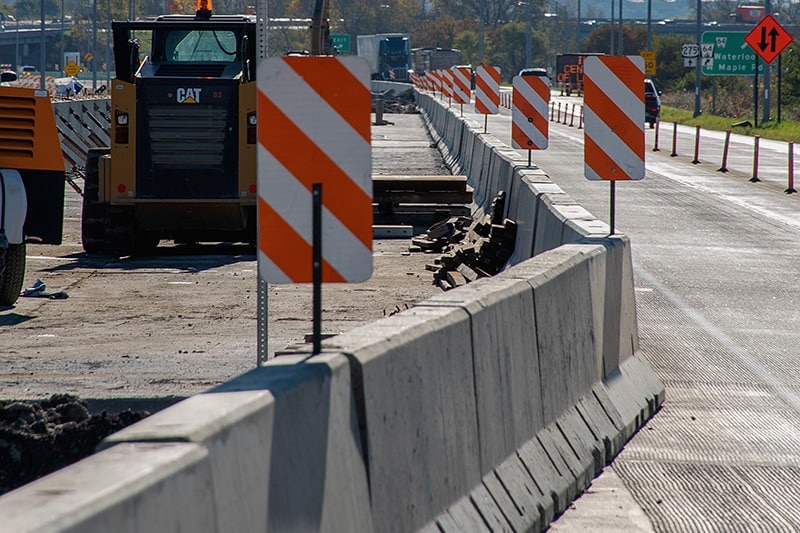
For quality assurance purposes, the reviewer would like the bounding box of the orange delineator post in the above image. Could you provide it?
[670,122,678,157]
[653,119,660,152]
[750,135,761,183]
[786,141,796,193]
[692,125,701,164]
[718,130,731,172]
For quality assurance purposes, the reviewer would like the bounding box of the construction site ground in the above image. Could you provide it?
[0,109,452,494]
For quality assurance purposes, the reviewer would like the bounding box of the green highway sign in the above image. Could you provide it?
[702,31,765,76]
[331,34,351,53]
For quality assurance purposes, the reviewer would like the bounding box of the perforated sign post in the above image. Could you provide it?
[512,72,550,167]
[583,55,645,234]
[258,55,372,353]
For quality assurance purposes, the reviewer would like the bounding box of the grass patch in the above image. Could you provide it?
[660,105,800,143]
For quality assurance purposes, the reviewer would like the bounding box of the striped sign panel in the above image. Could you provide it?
[422,73,432,91]
[441,69,454,100]
[583,56,645,181]
[430,70,443,95]
[257,56,373,283]
[475,66,501,114]
[451,67,472,104]
[511,74,550,150]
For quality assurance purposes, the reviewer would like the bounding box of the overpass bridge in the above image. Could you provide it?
[0,21,70,69]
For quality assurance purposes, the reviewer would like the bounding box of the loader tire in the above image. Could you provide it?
[81,147,111,254]
[0,243,26,306]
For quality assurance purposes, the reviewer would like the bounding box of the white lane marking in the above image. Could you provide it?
[636,266,800,414]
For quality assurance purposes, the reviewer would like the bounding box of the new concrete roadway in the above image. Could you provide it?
[470,94,800,530]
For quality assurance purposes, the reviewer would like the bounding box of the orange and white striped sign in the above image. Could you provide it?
[257,56,373,283]
[451,67,472,105]
[441,69,454,100]
[429,70,442,95]
[475,66,500,114]
[421,72,432,92]
[583,56,645,181]
[511,73,550,150]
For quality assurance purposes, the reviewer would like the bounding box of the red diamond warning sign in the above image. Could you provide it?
[745,14,793,64]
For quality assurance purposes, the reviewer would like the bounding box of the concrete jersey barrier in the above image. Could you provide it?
[0,83,664,532]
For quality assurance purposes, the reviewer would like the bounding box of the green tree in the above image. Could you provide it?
[582,23,648,56]
[485,21,547,81]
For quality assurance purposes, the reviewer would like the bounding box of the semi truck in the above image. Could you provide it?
[411,47,462,75]
[81,0,259,255]
[356,33,411,81]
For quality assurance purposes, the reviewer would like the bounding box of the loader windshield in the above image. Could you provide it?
[165,29,238,62]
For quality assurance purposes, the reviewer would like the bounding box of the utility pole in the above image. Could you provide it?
[525,0,532,67]
[763,0,771,122]
[478,0,485,63]
[693,0,701,117]
[39,0,45,91]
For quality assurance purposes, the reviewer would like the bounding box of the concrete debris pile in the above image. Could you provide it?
[412,191,517,290]
[371,87,417,114]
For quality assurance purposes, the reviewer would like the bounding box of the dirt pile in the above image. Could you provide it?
[0,394,148,496]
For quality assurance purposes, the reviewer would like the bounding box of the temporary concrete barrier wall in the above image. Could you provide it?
[0,84,663,532]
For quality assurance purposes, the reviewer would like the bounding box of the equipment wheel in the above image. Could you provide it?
[81,147,111,253]
[0,243,26,306]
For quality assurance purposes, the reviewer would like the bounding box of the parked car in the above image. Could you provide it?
[518,67,549,79]
[645,78,661,128]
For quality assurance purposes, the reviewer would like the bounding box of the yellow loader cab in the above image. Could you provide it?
[83,0,258,255]
[0,84,65,305]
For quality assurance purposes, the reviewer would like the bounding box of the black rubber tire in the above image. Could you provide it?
[0,243,26,306]
[81,147,111,254]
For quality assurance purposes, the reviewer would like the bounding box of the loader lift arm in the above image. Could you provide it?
[310,0,332,55]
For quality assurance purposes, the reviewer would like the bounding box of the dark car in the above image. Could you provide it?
[645,78,661,128]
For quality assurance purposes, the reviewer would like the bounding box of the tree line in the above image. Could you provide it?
[2,0,798,119]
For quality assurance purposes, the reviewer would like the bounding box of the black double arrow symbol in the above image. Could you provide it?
[757,26,780,52]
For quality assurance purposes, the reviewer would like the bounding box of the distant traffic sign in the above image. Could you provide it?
[702,31,764,76]
[640,50,656,76]
[681,43,699,58]
[744,14,793,64]
[64,61,80,77]
[330,34,350,53]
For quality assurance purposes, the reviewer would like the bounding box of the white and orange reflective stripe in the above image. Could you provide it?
[441,69,454,100]
[511,74,550,150]
[451,67,471,104]
[583,55,645,181]
[431,70,443,95]
[475,66,500,114]
[257,56,373,283]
